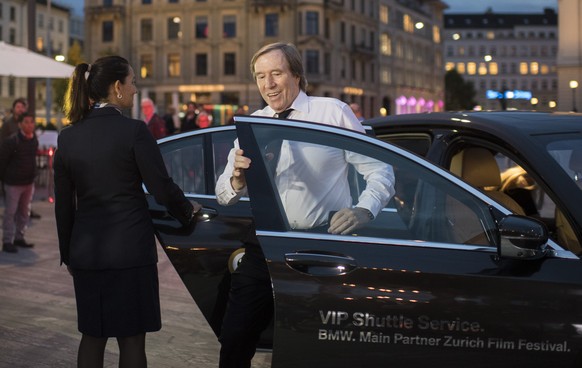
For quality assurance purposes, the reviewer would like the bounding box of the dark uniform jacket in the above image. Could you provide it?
[0,131,38,185]
[54,107,193,269]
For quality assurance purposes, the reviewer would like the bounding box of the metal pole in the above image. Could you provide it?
[27,0,36,114]
[45,0,52,126]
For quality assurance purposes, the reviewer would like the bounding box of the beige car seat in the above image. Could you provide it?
[450,147,525,216]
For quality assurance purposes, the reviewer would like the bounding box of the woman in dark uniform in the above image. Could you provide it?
[54,56,199,368]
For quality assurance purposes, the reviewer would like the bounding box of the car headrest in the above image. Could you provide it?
[570,149,582,173]
[450,147,501,188]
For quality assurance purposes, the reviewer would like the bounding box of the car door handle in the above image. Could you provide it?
[284,252,357,276]
[197,207,218,221]
[150,206,218,222]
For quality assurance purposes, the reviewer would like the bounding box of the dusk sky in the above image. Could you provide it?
[55,0,559,17]
[444,0,557,13]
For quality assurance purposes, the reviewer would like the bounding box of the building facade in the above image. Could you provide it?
[557,0,582,112]
[85,0,446,123]
[0,0,71,120]
[444,8,558,111]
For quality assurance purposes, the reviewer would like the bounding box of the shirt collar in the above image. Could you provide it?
[263,90,309,117]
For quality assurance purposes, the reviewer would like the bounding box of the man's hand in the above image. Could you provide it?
[230,149,252,191]
[328,207,373,235]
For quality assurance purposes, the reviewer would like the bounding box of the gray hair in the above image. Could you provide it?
[250,42,308,92]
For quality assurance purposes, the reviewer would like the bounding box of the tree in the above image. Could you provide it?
[445,69,477,111]
[53,40,84,115]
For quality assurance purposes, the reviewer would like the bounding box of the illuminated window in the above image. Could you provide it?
[478,62,487,75]
[489,62,498,75]
[540,64,549,74]
[36,36,44,52]
[458,46,465,55]
[167,53,181,77]
[433,25,441,43]
[467,62,476,75]
[520,62,528,75]
[380,5,389,24]
[403,14,414,33]
[457,62,466,74]
[530,62,539,75]
[445,62,455,71]
[486,31,495,40]
[380,33,392,55]
[140,54,153,79]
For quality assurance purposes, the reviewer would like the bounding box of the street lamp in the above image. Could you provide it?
[570,80,579,112]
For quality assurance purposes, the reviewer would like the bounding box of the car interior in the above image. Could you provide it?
[448,144,581,255]
[449,147,526,216]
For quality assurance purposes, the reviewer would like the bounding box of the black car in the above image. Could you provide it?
[367,111,582,258]
[148,114,582,367]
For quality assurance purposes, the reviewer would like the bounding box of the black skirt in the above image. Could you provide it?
[72,264,161,338]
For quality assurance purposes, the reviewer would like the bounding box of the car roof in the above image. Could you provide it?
[366,111,582,136]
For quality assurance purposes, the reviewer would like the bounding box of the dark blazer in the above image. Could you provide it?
[54,106,193,269]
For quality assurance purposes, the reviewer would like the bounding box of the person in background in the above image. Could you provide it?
[349,102,365,122]
[162,106,178,136]
[140,97,167,140]
[195,108,211,129]
[55,55,199,368]
[0,112,39,253]
[227,106,247,125]
[0,98,28,142]
[215,42,394,368]
[180,102,199,132]
[0,98,42,219]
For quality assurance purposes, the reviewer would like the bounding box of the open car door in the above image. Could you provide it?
[235,115,582,368]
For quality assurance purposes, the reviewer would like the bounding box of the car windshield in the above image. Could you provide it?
[546,138,582,191]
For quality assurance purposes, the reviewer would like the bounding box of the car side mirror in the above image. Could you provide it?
[498,215,548,260]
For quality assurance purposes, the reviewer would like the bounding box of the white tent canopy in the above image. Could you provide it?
[0,41,74,78]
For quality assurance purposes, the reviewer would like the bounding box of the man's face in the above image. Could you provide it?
[254,49,300,113]
[19,116,35,136]
[13,102,27,119]
[141,101,154,117]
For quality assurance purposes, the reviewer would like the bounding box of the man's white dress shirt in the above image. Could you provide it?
[216,91,395,229]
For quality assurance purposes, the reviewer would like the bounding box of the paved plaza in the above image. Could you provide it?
[0,190,271,367]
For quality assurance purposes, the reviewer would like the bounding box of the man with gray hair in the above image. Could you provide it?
[215,42,394,367]
[140,97,167,140]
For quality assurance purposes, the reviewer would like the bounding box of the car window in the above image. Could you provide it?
[546,139,582,254]
[547,139,582,191]
[159,135,205,194]
[252,125,498,247]
[211,130,237,188]
[447,144,581,255]
[375,132,432,156]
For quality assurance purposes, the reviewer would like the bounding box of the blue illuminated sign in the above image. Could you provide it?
[486,89,533,100]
